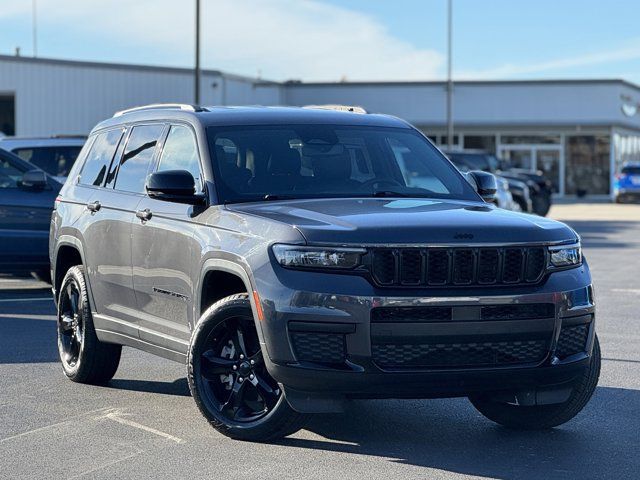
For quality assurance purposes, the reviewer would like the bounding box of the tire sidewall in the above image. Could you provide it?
[187,295,294,440]
[57,267,90,378]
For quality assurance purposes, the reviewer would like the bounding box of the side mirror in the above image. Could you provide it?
[146,170,205,205]
[469,170,497,203]
[20,169,48,190]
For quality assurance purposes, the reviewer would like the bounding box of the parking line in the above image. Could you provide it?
[611,289,640,294]
[0,407,114,444]
[102,410,185,444]
[0,297,52,303]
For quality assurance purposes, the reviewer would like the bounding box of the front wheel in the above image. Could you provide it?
[187,293,307,441]
[470,335,601,429]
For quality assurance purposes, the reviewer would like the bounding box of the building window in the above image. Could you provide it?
[565,135,611,195]
[501,135,561,145]
[422,133,460,148]
[463,135,496,153]
[613,133,640,174]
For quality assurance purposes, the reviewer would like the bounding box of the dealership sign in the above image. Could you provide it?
[621,94,640,117]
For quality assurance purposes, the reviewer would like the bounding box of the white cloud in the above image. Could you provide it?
[457,40,640,80]
[2,0,444,81]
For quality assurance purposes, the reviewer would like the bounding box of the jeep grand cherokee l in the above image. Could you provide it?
[50,104,599,441]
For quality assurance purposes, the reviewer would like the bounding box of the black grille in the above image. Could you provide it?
[372,303,554,323]
[369,246,547,287]
[371,306,452,323]
[556,324,589,359]
[291,332,345,364]
[480,303,555,320]
[372,339,548,369]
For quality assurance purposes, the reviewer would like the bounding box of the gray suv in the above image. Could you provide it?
[50,104,599,441]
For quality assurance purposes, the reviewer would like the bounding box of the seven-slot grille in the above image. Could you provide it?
[370,246,546,287]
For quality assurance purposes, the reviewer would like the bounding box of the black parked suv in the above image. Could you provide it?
[50,104,599,441]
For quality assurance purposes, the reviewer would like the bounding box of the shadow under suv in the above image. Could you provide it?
[50,104,599,441]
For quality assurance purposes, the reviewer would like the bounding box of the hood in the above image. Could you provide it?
[227,198,577,245]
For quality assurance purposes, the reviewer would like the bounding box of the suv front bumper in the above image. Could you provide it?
[256,264,595,413]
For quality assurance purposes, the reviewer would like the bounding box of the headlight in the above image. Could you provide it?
[548,243,582,268]
[272,244,365,269]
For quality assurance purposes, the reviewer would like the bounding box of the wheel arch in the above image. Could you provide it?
[197,258,262,334]
[53,236,87,305]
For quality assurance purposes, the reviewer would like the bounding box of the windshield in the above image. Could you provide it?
[207,125,479,203]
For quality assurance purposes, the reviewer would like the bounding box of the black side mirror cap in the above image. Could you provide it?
[20,169,48,190]
[146,170,206,205]
[468,170,498,203]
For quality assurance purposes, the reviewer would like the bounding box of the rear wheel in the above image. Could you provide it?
[470,336,600,429]
[188,293,307,441]
[57,265,121,384]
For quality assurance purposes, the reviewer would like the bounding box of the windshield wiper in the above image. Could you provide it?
[369,190,412,198]
[262,194,297,201]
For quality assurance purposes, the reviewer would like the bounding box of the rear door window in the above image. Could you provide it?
[79,129,124,187]
[114,124,164,193]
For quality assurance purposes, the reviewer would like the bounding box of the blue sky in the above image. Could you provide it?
[1,0,639,83]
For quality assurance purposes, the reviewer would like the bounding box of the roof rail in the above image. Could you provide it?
[113,103,208,117]
[302,104,367,114]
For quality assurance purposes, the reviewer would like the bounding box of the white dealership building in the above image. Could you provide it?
[1,54,640,198]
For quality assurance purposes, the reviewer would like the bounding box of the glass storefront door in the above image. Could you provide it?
[499,146,563,194]
[500,148,534,170]
[536,149,561,194]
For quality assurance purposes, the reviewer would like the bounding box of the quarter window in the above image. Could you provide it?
[114,124,164,193]
[157,125,202,191]
[0,155,24,189]
[79,129,123,187]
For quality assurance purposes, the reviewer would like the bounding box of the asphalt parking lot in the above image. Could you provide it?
[1,202,639,480]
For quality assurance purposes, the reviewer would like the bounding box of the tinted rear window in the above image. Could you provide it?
[14,146,82,177]
[114,124,164,193]
[79,129,123,186]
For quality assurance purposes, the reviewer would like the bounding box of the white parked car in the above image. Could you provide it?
[0,135,86,183]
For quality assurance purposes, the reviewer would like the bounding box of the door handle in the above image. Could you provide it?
[136,208,152,221]
[86,201,101,212]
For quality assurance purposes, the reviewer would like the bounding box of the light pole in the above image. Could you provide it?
[194,0,201,105]
[446,0,454,149]
[32,0,38,57]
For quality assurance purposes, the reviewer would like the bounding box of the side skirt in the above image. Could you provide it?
[95,328,186,364]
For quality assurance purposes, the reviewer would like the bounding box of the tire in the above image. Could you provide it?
[57,265,122,384]
[470,335,601,430]
[188,293,308,441]
[532,192,552,217]
[513,196,530,213]
[31,269,52,284]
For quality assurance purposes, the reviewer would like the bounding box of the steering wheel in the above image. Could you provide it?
[358,178,404,190]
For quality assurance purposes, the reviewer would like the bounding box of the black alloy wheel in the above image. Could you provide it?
[58,279,84,367]
[56,265,122,384]
[199,315,281,423]
[188,293,308,441]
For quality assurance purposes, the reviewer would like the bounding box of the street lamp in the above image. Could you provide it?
[446,0,454,149]
[194,0,201,104]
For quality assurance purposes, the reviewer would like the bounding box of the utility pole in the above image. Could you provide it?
[32,0,38,57]
[446,0,454,149]
[194,0,201,104]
